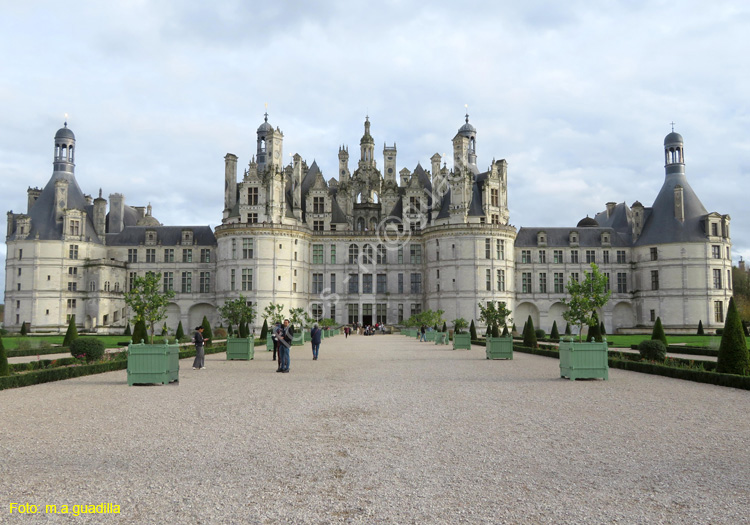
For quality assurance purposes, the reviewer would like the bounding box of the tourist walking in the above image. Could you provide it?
[420,324,427,342]
[276,319,293,373]
[310,322,322,360]
[272,321,281,362]
[192,326,206,369]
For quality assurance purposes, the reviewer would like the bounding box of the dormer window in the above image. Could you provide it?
[537,231,547,246]
[569,231,579,245]
[182,230,194,245]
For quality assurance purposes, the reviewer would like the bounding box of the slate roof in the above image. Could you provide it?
[106,225,217,246]
[515,227,630,247]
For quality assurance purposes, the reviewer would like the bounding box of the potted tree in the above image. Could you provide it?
[123,272,178,385]
[443,318,466,346]
[263,303,285,351]
[219,295,257,360]
[288,307,306,346]
[560,263,612,380]
[479,301,513,359]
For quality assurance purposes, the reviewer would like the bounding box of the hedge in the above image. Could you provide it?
[7,347,66,358]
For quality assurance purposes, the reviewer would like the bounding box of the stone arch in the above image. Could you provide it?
[189,303,219,333]
[515,302,540,330]
[84,315,93,331]
[612,301,635,333]
[548,302,567,334]
[164,303,182,333]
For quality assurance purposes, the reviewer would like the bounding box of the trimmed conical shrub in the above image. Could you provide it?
[62,315,78,347]
[600,321,606,336]
[512,323,517,334]
[441,321,447,333]
[239,320,248,338]
[20,322,28,336]
[175,321,185,340]
[550,321,560,341]
[470,320,477,340]
[717,298,750,375]
[501,325,509,337]
[259,319,268,340]
[132,318,148,344]
[161,324,168,336]
[123,323,131,336]
[697,320,704,335]
[564,322,571,335]
[0,335,9,377]
[201,316,213,341]
[491,323,500,338]
[523,315,537,348]
[651,317,667,347]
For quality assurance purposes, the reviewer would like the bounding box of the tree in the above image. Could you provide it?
[123,323,131,336]
[175,321,185,340]
[501,325,509,337]
[564,322,571,336]
[717,297,750,375]
[523,315,537,348]
[201,316,213,342]
[453,318,468,334]
[0,335,9,377]
[218,295,257,337]
[259,319,269,340]
[562,263,612,342]
[123,272,175,344]
[477,301,512,338]
[263,303,285,325]
[550,321,560,341]
[62,315,78,347]
[288,307,307,330]
[651,317,668,347]
[469,320,477,340]
[697,320,704,335]
[132,318,148,344]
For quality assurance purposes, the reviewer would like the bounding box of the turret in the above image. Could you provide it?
[383,143,397,183]
[53,122,75,174]
[224,153,238,213]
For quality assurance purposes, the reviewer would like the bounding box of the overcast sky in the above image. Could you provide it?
[1,1,748,296]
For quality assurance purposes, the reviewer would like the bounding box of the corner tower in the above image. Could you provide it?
[256,112,283,175]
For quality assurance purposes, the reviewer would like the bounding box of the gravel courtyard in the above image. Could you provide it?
[1,334,748,524]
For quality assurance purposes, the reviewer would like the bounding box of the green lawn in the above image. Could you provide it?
[604,334,728,349]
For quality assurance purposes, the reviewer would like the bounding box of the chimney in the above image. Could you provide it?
[27,187,41,213]
[93,191,107,238]
[674,185,684,222]
[109,193,125,234]
[606,202,616,218]
[224,153,238,212]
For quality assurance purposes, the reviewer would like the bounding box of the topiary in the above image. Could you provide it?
[501,325,509,337]
[442,321,447,333]
[697,320,704,335]
[131,318,148,344]
[161,324,168,336]
[523,315,537,348]
[651,317,668,347]
[638,339,666,361]
[491,323,500,338]
[550,321,560,341]
[0,335,9,377]
[175,321,185,340]
[715,328,724,336]
[469,320,477,340]
[20,321,28,336]
[259,319,268,340]
[535,329,546,340]
[70,337,105,363]
[123,323,131,336]
[213,327,227,339]
[512,323,517,335]
[717,297,750,375]
[564,322,571,336]
[239,320,248,338]
[63,315,78,347]
[600,321,606,336]
[201,316,213,341]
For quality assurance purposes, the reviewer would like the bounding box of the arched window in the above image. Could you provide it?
[357,217,365,231]
[260,138,266,153]
[363,244,373,265]
[89,281,96,291]
[348,243,359,264]
[369,217,378,230]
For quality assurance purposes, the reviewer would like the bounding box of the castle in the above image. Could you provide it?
[4,115,733,334]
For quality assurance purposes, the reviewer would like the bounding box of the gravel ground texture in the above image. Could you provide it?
[1,334,748,524]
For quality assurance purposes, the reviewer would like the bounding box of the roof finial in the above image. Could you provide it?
[264,102,268,122]
[670,121,675,132]
[465,104,469,123]
[64,112,68,127]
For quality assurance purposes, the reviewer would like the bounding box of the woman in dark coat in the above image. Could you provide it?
[310,323,322,360]
[192,326,206,369]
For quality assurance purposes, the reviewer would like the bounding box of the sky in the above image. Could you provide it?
[1,0,748,296]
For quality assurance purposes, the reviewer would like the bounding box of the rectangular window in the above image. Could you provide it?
[363,303,373,321]
[312,273,324,294]
[67,299,76,308]
[604,273,610,292]
[554,272,564,293]
[486,269,492,291]
[200,249,211,263]
[230,269,236,291]
[363,274,373,293]
[728,269,732,290]
[398,246,404,264]
[313,244,324,264]
[570,272,579,283]
[163,272,174,293]
[330,273,336,293]
[496,239,504,260]
[18,249,22,259]
[313,220,324,231]
[586,250,595,263]
[164,248,174,262]
[539,273,547,293]
[146,248,156,263]
[617,250,626,263]
[231,239,237,259]
[330,245,336,264]
[349,244,358,264]
[348,274,359,294]
[521,249,531,263]
[410,273,422,293]
[330,304,336,321]
[410,245,422,264]
[409,195,421,213]
[311,304,323,321]
[67,282,76,291]
[313,196,325,214]
[182,249,192,263]
[348,304,358,325]
[67,246,77,260]
[714,301,724,323]
[248,187,259,205]
[651,270,659,290]
[127,248,137,263]
[538,250,546,263]
[553,250,563,264]
[570,250,579,263]
[398,273,404,294]
[617,272,627,293]
[496,269,505,291]
[485,239,492,259]
[650,247,658,261]
[330,224,337,232]
[377,244,387,264]
[713,269,722,289]
[712,245,721,259]
[522,272,532,293]
[411,303,422,317]
[398,304,404,323]
[199,271,211,293]
[490,188,499,207]
[603,250,610,264]
[650,309,656,322]
[69,219,80,236]
[242,238,253,259]
[377,274,387,293]
[129,272,137,291]
[181,272,192,293]
[711,223,718,236]
[376,303,387,324]
[241,269,253,291]
[67,267,77,275]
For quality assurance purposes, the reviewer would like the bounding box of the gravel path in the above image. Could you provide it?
[1,335,748,524]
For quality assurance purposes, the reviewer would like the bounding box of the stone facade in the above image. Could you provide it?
[4,117,732,334]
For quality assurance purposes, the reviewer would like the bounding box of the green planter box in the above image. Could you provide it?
[453,333,471,350]
[127,342,180,386]
[292,332,304,346]
[435,332,449,345]
[486,336,513,359]
[303,331,311,343]
[226,337,254,360]
[559,340,609,380]
[266,334,274,351]
[425,331,436,342]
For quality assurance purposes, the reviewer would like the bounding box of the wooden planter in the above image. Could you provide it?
[266,334,274,351]
[453,333,471,350]
[425,331,436,342]
[292,332,304,346]
[434,332,449,345]
[226,337,254,360]
[486,337,513,360]
[127,342,180,386]
[559,340,609,380]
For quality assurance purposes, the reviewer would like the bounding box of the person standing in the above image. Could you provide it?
[310,322,322,360]
[272,321,281,363]
[420,324,427,342]
[192,326,206,369]
[277,318,293,373]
